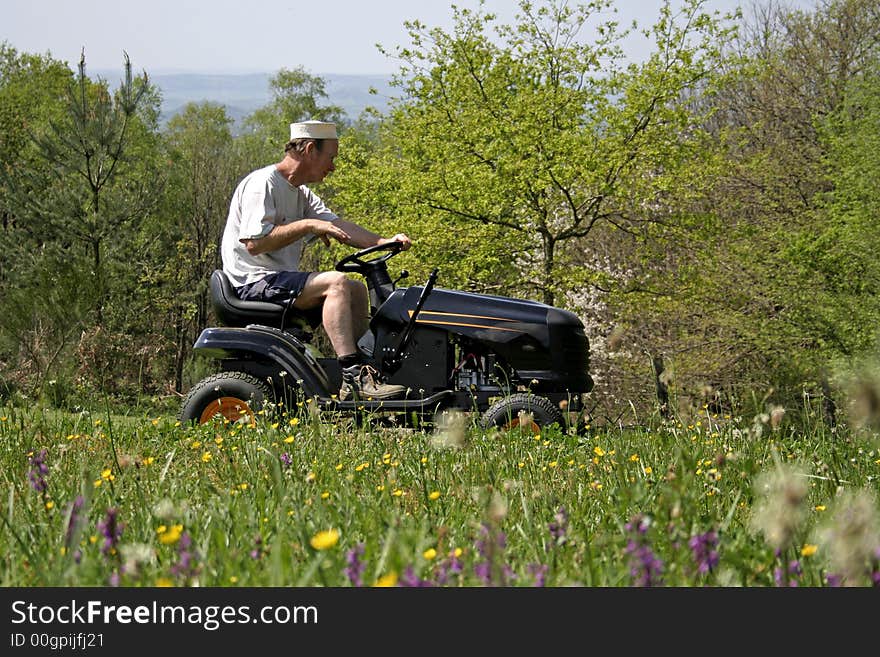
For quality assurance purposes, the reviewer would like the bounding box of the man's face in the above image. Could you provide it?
[307,139,338,182]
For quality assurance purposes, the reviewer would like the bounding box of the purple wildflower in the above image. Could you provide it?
[398,565,434,587]
[27,449,49,493]
[548,506,569,546]
[624,514,664,587]
[826,573,843,587]
[280,453,292,468]
[688,530,720,575]
[96,508,123,556]
[250,533,263,560]
[344,543,366,587]
[474,523,514,586]
[434,551,464,585]
[872,548,880,587]
[528,563,548,587]
[625,514,650,536]
[774,560,802,587]
[170,531,200,584]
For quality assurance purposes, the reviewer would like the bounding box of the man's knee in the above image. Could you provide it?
[346,278,367,301]
[323,271,351,296]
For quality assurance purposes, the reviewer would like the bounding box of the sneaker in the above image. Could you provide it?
[339,364,407,401]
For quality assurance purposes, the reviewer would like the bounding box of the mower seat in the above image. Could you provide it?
[209,270,320,332]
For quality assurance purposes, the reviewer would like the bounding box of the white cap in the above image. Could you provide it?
[290,120,338,140]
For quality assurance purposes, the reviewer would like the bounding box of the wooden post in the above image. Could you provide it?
[652,353,670,419]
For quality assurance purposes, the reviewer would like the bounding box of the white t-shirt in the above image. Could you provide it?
[221,164,338,288]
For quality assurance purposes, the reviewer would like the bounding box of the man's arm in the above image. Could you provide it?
[242,218,352,256]
[332,218,412,251]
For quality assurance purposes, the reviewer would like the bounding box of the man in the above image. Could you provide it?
[221,119,411,400]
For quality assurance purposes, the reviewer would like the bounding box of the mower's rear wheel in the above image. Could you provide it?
[179,372,271,426]
[480,393,564,433]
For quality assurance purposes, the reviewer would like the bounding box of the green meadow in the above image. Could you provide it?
[2,397,878,587]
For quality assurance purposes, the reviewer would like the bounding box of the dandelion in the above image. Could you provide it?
[423,548,437,561]
[428,491,441,501]
[158,524,183,546]
[801,544,818,557]
[749,464,809,552]
[688,530,719,576]
[97,508,123,556]
[431,409,468,449]
[344,543,366,587]
[374,572,398,587]
[27,449,49,493]
[310,529,339,550]
[815,488,880,586]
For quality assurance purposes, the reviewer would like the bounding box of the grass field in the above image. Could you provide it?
[2,396,878,587]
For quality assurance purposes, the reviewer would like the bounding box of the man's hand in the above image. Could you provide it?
[379,233,413,251]
[312,220,352,247]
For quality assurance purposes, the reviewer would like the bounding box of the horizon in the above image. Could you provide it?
[3,0,821,78]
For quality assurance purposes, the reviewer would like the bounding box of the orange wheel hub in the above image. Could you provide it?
[502,417,541,434]
[198,396,255,425]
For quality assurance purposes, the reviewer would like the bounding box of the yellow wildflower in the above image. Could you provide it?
[310,529,339,550]
[374,572,398,587]
[159,524,183,545]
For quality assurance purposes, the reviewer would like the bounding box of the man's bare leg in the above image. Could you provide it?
[293,271,368,357]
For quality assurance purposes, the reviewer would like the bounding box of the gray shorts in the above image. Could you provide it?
[236,271,313,305]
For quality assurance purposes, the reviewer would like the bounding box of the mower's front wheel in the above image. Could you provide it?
[179,372,271,426]
[480,393,563,433]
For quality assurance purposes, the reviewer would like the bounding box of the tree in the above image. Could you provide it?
[333,0,735,309]
[158,101,239,391]
[0,50,166,400]
[625,0,880,418]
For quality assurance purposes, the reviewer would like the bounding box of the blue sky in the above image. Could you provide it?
[3,0,817,76]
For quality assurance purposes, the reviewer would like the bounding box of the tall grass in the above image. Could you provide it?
[1,397,878,587]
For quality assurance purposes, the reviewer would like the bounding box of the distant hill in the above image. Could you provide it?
[91,70,396,128]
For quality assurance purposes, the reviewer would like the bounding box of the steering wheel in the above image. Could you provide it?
[335,241,404,273]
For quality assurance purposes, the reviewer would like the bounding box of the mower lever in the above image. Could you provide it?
[392,270,410,287]
[382,268,439,373]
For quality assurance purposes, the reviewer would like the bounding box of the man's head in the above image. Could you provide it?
[284,120,339,183]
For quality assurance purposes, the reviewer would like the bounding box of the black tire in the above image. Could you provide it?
[179,372,272,425]
[480,393,564,432]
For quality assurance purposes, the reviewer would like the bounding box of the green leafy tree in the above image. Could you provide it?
[333,0,734,309]
[630,0,880,418]
[156,101,239,391]
[0,50,165,400]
